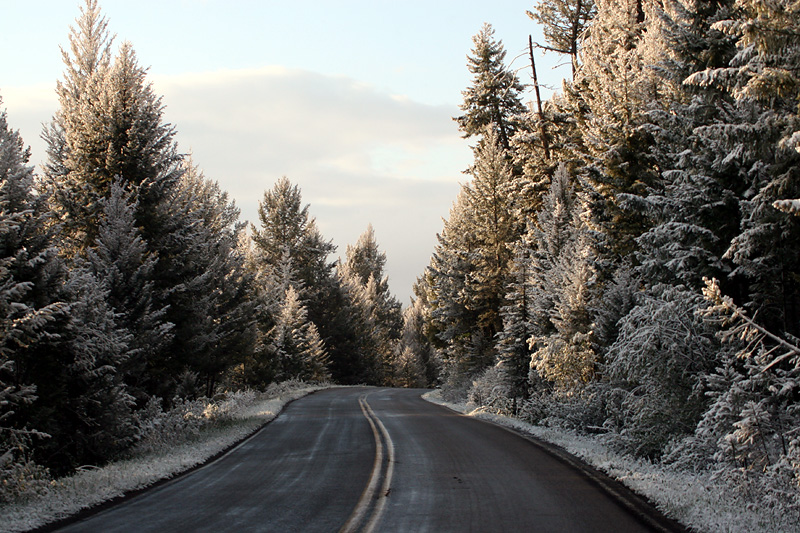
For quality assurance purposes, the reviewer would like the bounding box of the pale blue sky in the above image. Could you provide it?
[1,0,564,302]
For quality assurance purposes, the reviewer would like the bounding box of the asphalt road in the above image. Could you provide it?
[57,387,681,532]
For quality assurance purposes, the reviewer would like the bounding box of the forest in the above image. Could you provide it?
[2,0,799,523]
[0,0,436,501]
[409,0,800,521]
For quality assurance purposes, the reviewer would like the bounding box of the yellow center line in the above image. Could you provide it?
[339,393,392,533]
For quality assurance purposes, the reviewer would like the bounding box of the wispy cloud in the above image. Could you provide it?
[155,67,470,299]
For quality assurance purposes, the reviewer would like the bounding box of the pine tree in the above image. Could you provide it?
[527,164,597,389]
[605,284,721,457]
[85,181,173,403]
[425,192,486,380]
[43,0,181,250]
[565,0,661,261]
[0,97,64,492]
[55,264,136,469]
[338,226,403,385]
[395,294,439,388]
[342,225,403,340]
[684,0,800,336]
[455,24,527,151]
[150,161,255,398]
[463,128,520,337]
[251,179,336,323]
[495,239,536,401]
[270,285,330,382]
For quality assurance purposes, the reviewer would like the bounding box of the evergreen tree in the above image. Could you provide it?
[251,178,338,356]
[425,192,487,380]
[564,0,661,261]
[86,181,172,403]
[395,294,439,388]
[527,164,597,389]
[151,161,255,398]
[684,0,800,336]
[0,97,64,490]
[342,225,402,340]
[605,284,721,458]
[52,264,136,470]
[338,226,403,385]
[43,0,181,251]
[463,128,520,337]
[495,239,536,401]
[455,24,526,151]
[270,285,330,382]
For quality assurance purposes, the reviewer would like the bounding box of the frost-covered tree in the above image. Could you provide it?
[52,265,136,470]
[564,0,661,261]
[495,238,536,401]
[675,279,800,474]
[394,294,438,388]
[604,285,721,458]
[527,164,597,389]
[251,177,339,370]
[251,177,335,288]
[425,191,477,375]
[86,181,172,403]
[151,161,255,398]
[338,226,403,385]
[455,23,526,151]
[682,0,800,337]
[270,285,330,382]
[463,128,519,337]
[0,97,64,495]
[43,0,181,250]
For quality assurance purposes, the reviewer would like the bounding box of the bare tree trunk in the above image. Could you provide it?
[529,35,551,161]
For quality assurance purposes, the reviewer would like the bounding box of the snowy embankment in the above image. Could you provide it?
[423,390,793,533]
[0,382,328,533]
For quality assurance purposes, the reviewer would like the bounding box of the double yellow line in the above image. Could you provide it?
[340,393,395,533]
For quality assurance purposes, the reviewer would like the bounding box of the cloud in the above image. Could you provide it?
[154,67,470,300]
[1,66,471,302]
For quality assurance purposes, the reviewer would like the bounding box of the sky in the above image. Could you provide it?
[0,0,565,304]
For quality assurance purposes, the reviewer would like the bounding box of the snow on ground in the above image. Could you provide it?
[0,383,328,533]
[422,390,797,533]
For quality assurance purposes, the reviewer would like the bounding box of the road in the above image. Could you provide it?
[57,387,681,532]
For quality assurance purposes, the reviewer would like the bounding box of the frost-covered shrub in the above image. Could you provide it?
[437,364,474,404]
[132,397,206,456]
[0,433,51,504]
[467,366,512,414]
[130,392,260,457]
[519,383,610,432]
[709,459,800,532]
[263,379,313,399]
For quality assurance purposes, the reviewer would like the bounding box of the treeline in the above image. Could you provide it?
[410,0,800,502]
[0,0,432,496]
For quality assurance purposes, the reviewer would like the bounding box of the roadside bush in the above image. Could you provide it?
[0,433,51,504]
[467,366,513,414]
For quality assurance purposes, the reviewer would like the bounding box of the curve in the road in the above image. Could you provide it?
[48,387,685,533]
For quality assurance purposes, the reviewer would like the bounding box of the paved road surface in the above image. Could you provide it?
[57,387,680,532]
